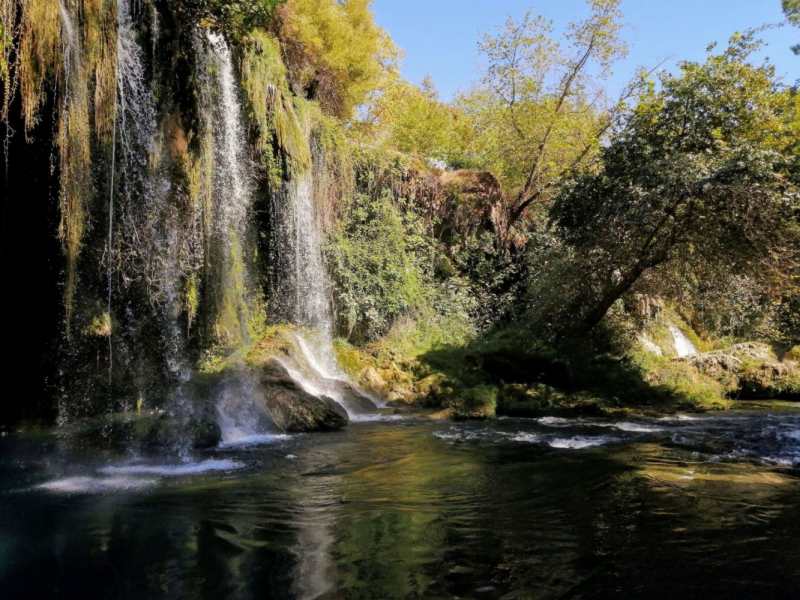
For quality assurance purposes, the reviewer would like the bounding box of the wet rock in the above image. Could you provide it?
[255,358,349,431]
[324,379,378,414]
[146,404,222,450]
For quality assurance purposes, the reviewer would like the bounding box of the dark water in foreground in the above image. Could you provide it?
[2,404,800,600]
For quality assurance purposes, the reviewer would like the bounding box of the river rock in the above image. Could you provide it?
[324,379,378,413]
[146,404,222,450]
[255,358,349,431]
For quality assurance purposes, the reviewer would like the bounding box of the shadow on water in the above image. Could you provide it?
[1,413,800,599]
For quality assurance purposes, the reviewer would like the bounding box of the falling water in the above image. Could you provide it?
[106,1,121,386]
[272,170,377,416]
[58,3,77,79]
[670,326,698,357]
[114,0,194,384]
[207,33,252,237]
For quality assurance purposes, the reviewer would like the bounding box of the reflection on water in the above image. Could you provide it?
[1,406,800,599]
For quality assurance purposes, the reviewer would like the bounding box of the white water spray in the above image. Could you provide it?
[670,326,698,357]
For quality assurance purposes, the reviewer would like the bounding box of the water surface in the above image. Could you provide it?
[2,404,800,599]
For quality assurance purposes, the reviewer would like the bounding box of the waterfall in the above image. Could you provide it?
[271,167,377,417]
[272,171,344,375]
[670,326,698,357]
[106,1,121,387]
[58,3,77,79]
[208,33,252,239]
[206,32,256,346]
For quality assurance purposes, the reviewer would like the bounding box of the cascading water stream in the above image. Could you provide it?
[105,1,122,388]
[273,171,379,417]
[670,326,698,357]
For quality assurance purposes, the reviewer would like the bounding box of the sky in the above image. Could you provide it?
[371,0,800,102]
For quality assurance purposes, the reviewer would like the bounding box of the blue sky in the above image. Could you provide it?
[371,0,800,101]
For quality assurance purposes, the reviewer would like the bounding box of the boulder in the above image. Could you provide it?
[261,383,349,431]
[323,379,379,414]
[739,361,799,397]
[727,342,776,362]
[146,404,222,450]
[255,358,349,431]
[359,366,389,396]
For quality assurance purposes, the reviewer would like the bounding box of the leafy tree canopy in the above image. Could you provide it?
[545,32,800,335]
[455,0,630,234]
[275,0,399,120]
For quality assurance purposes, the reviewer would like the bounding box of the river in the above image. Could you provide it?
[1,403,799,599]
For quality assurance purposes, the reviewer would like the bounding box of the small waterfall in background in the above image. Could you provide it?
[670,326,698,357]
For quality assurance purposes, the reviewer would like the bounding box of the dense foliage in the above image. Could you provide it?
[546,33,800,335]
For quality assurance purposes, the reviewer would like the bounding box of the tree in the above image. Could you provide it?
[174,0,282,40]
[275,0,399,120]
[543,33,800,336]
[457,0,631,238]
[354,74,473,163]
[785,0,800,54]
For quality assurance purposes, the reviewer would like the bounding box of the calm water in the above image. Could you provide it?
[2,405,800,600]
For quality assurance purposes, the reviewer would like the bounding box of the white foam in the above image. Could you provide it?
[548,436,617,449]
[38,475,157,494]
[658,414,700,422]
[218,433,290,448]
[511,433,541,443]
[785,430,800,441]
[538,417,572,427]
[348,414,404,423]
[612,422,664,433]
[98,459,244,476]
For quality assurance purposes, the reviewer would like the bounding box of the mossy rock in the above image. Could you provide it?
[783,345,800,362]
[645,359,728,408]
[410,373,455,405]
[497,383,568,417]
[738,360,800,398]
[443,385,498,419]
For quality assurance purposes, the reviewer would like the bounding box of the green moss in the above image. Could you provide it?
[637,353,729,409]
[239,31,311,175]
[444,385,498,419]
